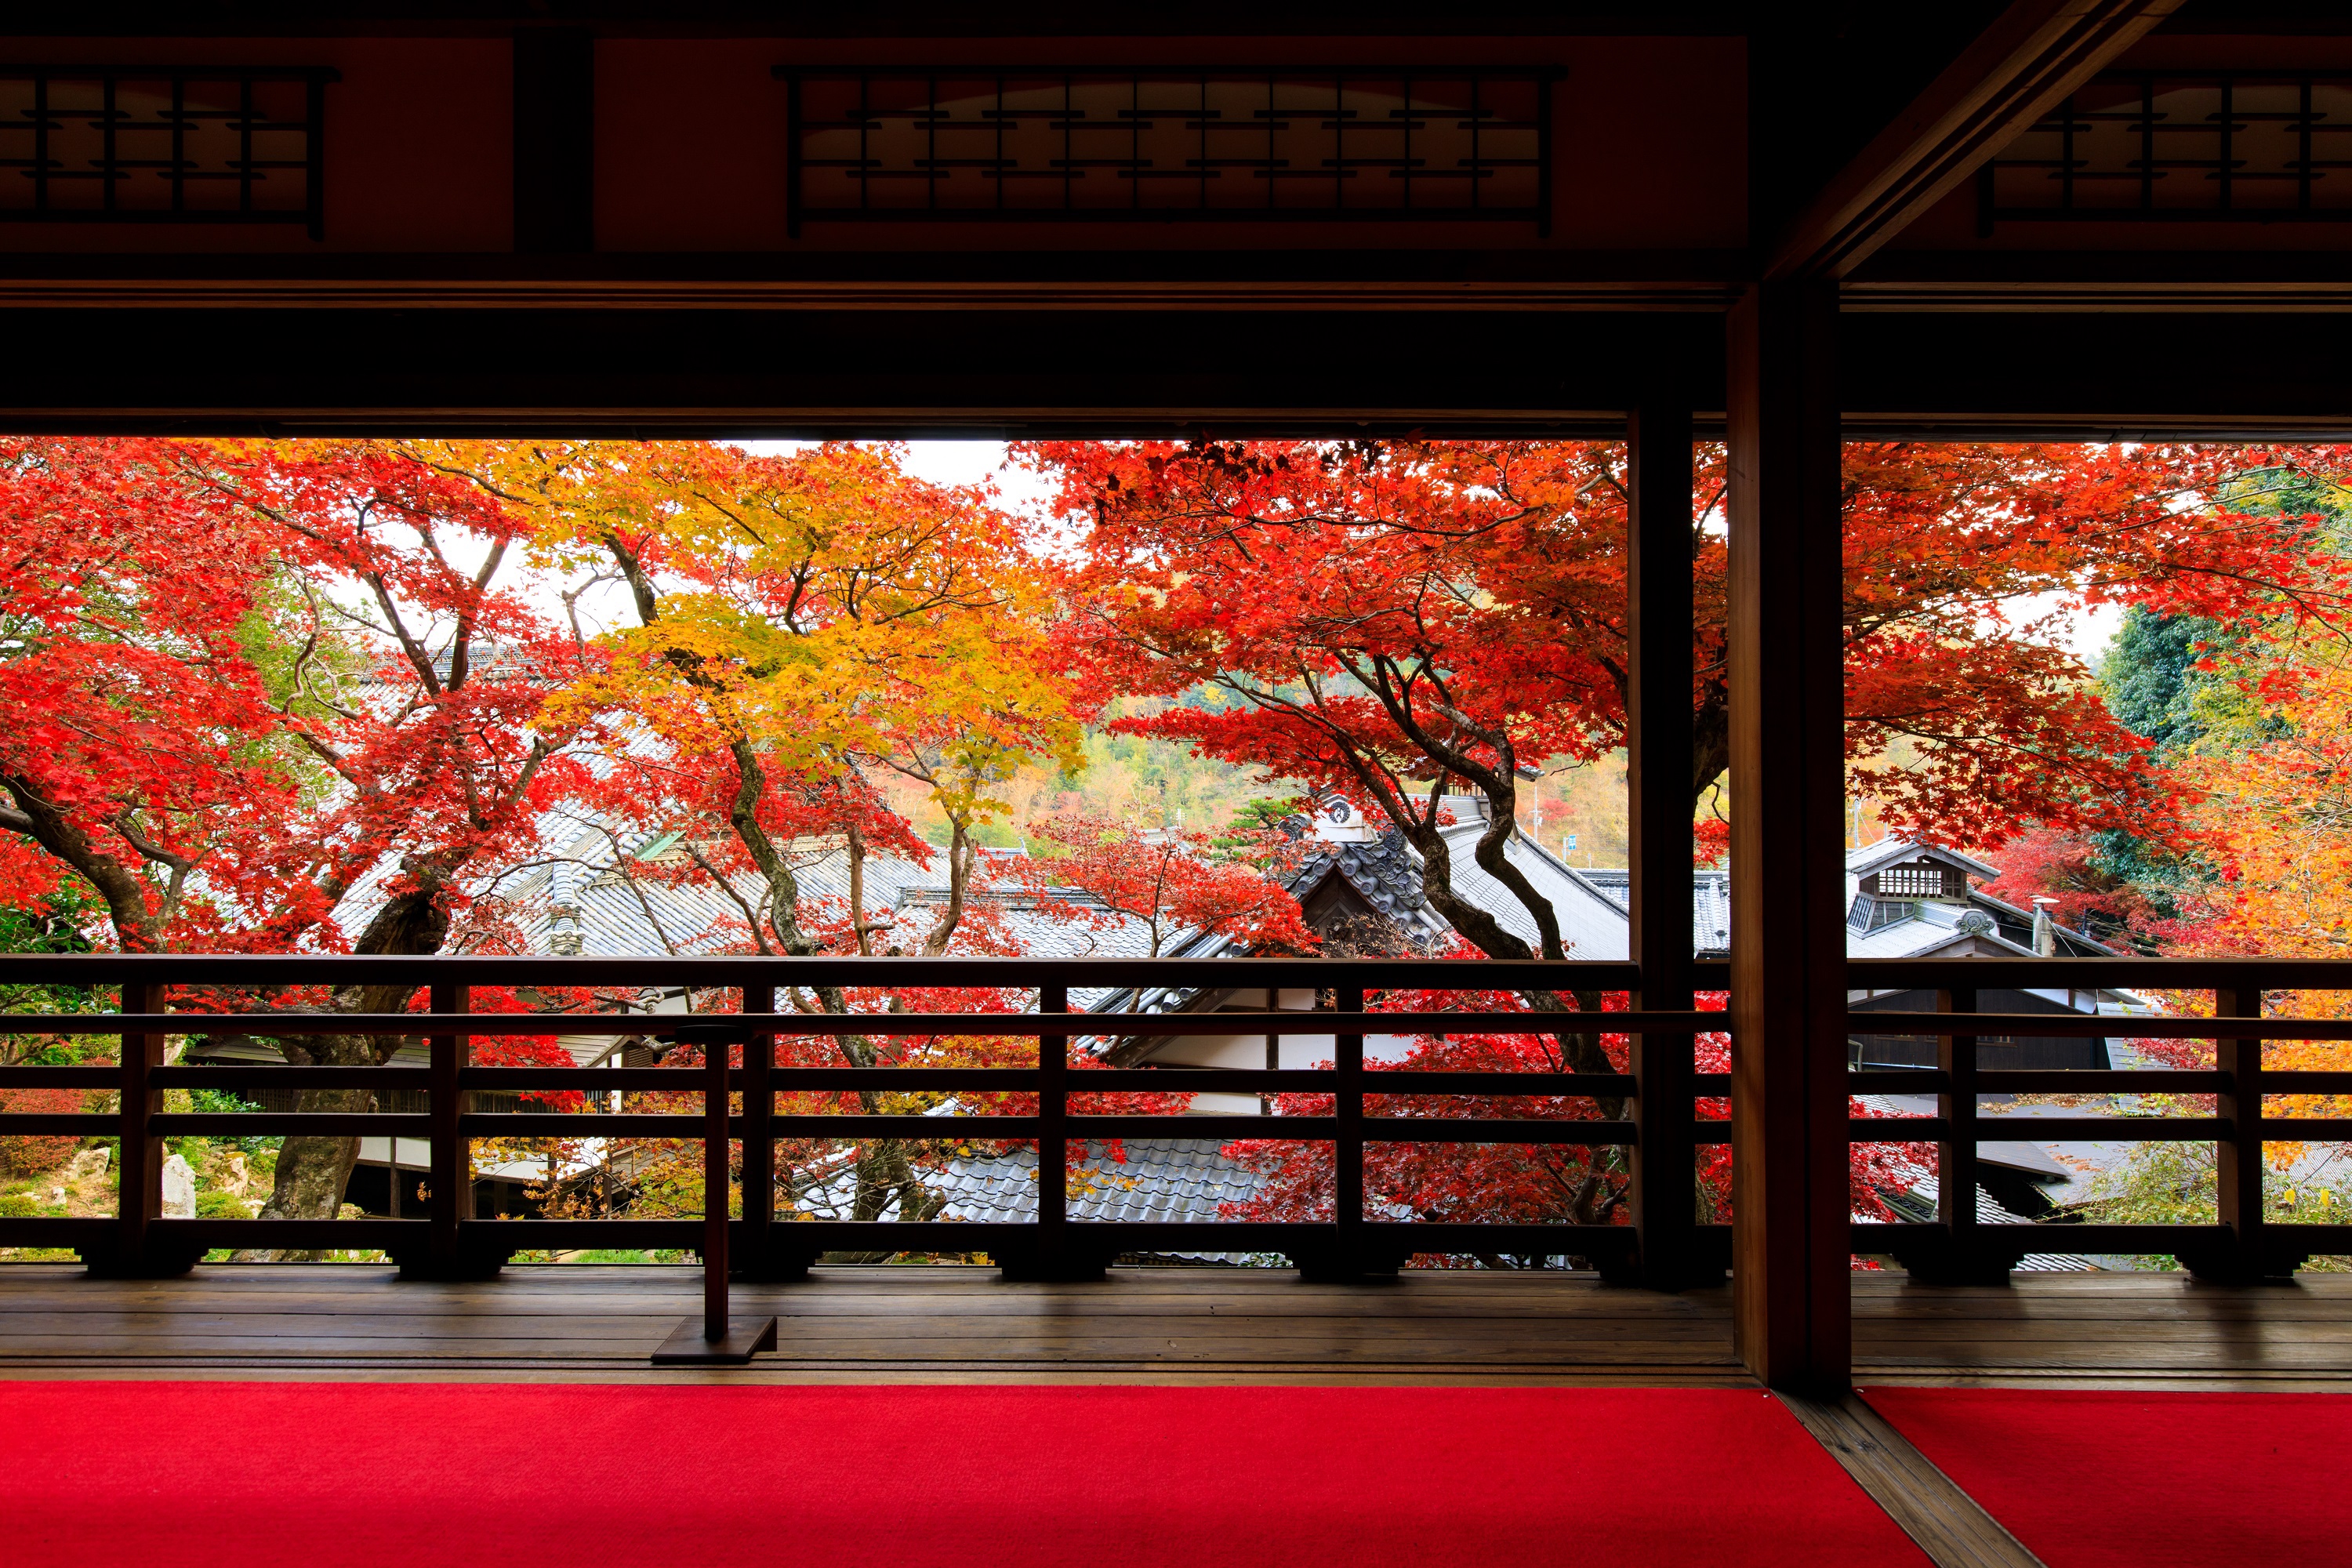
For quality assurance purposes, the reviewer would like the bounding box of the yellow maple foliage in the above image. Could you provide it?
[2170,625,2352,1140]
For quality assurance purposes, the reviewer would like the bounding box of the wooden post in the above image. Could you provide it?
[1035,983,1069,1266]
[107,981,169,1276]
[702,1027,729,1339]
[1936,985,1983,1279]
[1628,391,1704,1287]
[425,981,470,1277]
[653,1018,776,1363]
[739,982,775,1272]
[1726,278,1852,1392]
[1334,985,1366,1272]
[2211,985,2269,1281]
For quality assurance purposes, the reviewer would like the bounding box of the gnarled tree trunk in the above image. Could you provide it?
[234,884,450,1261]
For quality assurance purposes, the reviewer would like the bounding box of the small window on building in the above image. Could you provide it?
[1875,865,1948,898]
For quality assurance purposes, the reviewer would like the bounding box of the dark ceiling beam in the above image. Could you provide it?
[1765,0,2185,281]
[0,2,1751,38]
[6,305,2350,440]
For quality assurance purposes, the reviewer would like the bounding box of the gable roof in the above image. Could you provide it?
[1846,838,2004,883]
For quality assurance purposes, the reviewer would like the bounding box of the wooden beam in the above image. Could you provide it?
[1766,0,2186,281]
[1627,392,1707,1287]
[1726,278,1849,1392]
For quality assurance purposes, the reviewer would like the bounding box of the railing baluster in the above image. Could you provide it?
[1036,982,1069,1265]
[1334,985,1365,1271]
[1937,985,1979,1278]
[2213,984,2267,1281]
[739,982,775,1272]
[107,980,168,1276]
[704,1020,731,1338]
[424,981,470,1278]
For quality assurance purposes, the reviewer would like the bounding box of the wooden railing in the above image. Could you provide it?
[6,953,2348,1320]
[1848,956,2352,1284]
[0,955,1730,1306]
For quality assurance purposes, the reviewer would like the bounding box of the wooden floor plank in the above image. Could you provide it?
[1779,1391,2045,1568]
[0,1264,2343,1387]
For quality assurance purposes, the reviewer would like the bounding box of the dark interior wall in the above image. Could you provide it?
[0,31,1749,260]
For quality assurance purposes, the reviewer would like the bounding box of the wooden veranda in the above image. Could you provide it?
[3,1265,2344,1392]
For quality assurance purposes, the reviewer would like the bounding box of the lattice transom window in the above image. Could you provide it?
[0,67,335,235]
[1985,72,2352,223]
[782,69,1552,232]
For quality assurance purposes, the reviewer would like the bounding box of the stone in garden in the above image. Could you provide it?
[71,1148,110,1179]
[161,1152,196,1218]
[220,1152,248,1193]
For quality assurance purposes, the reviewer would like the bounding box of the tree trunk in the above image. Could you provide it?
[234,885,450,1261]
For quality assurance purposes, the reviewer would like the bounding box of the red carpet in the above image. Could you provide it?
[1868,1388,2352,1568]
[3,1382,1922,1567]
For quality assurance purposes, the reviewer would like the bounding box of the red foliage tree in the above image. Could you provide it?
[0,437,607,1238]
[0,437,300,951]
[1022,811,1317,959]
[1019,437,2314,1237]
[1022,437,2342,882]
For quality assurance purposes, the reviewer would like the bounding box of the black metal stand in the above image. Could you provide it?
[651,1014,776,1366]
[652,1313,777,1365]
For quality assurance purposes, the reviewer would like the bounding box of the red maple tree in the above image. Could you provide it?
[0,437,606,1236]
[1021,811,1318,960]
[1017,437,2336,1237]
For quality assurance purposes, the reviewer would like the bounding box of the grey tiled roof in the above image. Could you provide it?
[1565,867,1730,956]
[1888,1171,2095,1274]
[1310,829,1431,920]
[924,1136,1273,1262]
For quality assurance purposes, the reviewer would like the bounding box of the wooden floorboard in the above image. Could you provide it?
[0,1264,2341,1387]
[1778,1391,2045,1568]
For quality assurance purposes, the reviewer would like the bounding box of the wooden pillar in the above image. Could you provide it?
[2210,985,2270,1281]
[702,1025,730,1340]
[1035,983,1069,1262]
[1726,279,1852,1392]
[109,981,165,1275]
[425,982,470,1276]
[1923,985,2003,1285]
[739,982,776,1271]
[1627,394,1705,1287]
[1334,985,1366,1270]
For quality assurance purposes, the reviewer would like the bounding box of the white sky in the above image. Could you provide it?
[746,438,1058,521]
[517,439,2129,664]
[885,440,2129,661]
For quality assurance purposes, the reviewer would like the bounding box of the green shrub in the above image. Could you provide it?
[0,1192,39,1219]
[194,1189,250,1219]
[186,1089,279,1155]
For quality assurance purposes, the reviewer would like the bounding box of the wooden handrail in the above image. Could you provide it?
[2,951,2345,1287]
